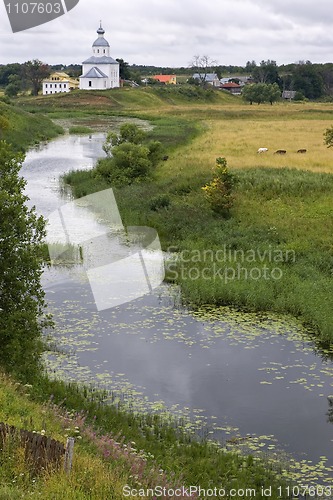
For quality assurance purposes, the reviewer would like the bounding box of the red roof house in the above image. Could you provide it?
[220,82,242,94]
[152,75,177,85]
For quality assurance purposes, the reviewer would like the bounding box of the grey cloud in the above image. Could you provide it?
[249,0,333,25]
[0,0,332,66]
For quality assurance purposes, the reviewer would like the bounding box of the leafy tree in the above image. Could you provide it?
[324,126,333,148]
[116,58,132,80]
[252,83,268,104]
[294,91,306,101]
[242,84,256,104]
[0,63,22,87]
[146,140,164,167]
[23,59,50,96]
[130,70,143,86]
[245,60,257,74]
[292,62,324,99]
[267,83,281,104]
[5,74,21,97]
[252,60,280,85]
[0,141,49,380]
[242,83,280,105]
[187,76,201,86]
[319,63,333,97]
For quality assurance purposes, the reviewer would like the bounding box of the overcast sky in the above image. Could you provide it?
[0,0,333,68]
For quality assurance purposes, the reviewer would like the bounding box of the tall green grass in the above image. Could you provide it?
[0,102,63,151]
[0,371,291,499]
[113,166,333,341]
[28,374,290,498]
[68,125,93,134]
[64,159,333,340]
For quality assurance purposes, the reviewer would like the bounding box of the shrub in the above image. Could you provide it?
[96,143,152,186]
[149,194,171,211]
[294,91,306,101]
[324,125,333,148]
[103,123,146,156]
[99,123,163,186]
[147,140,164,167]
[202,157,237,215]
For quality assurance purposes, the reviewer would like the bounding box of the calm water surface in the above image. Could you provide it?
[22,133,333,484]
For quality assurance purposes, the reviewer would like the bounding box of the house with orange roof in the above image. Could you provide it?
[152,75,177,85]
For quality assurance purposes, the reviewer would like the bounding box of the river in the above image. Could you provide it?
[21,130,333,486]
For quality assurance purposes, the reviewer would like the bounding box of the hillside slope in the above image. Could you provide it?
[16,85,237,114]
[0,100,63,150]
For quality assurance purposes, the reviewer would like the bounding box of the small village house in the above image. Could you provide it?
[220,82,242,95]
[282,90,296,100]
[192,73,220,87]
[152,75,177,84]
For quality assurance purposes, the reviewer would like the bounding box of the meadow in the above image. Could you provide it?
[54,90,333,342]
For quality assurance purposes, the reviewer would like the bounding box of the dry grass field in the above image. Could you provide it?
[155,101,333,176]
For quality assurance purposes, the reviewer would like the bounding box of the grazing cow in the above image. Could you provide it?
[257,147,268,153]
[274,149,287,154]
[297,149,307,154]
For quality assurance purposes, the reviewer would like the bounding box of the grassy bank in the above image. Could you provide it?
[0,100,63,151]
[0,371,290,499]
[116,167,333,339]
[57,91,333,342]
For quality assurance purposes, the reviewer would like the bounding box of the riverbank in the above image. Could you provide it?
[49,89,333,343]
[0,371,290,499]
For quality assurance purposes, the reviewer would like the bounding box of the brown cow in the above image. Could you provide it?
[297,149,307,153]
[274,150,287,154]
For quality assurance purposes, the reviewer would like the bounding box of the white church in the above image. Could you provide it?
[79,23,120,90]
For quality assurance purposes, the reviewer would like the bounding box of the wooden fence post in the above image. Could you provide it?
[64,437,75,474]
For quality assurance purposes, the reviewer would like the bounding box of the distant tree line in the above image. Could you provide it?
[2,58,333,100]
[244,60,332,100]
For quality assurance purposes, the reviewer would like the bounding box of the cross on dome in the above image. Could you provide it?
[97,21,105,35]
